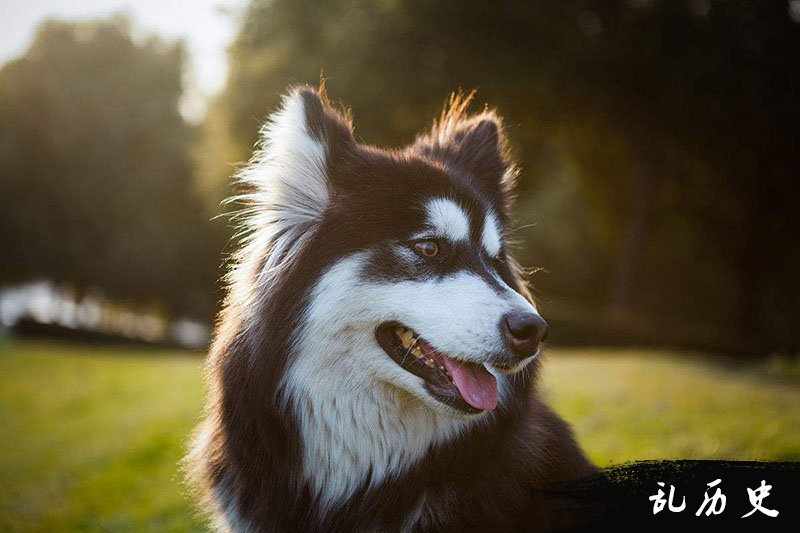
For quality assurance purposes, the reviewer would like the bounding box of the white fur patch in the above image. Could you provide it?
[481,211,502,257]
[490,353,538,377]
[424,198,471,242]
[282,253,537,509]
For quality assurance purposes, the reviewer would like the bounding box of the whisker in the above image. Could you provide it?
[509,222,538,233]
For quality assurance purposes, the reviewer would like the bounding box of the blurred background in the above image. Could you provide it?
[1,1,799,530]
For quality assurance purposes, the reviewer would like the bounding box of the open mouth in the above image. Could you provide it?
[375,323,498,414]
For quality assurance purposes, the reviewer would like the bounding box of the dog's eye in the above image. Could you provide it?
[414,240,439,258]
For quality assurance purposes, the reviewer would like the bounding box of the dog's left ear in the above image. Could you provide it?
[412,95,515,197]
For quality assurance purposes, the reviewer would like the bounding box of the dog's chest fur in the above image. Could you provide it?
[282,332,478,509]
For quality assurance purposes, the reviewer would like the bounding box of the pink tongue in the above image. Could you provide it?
[442,357,498,411]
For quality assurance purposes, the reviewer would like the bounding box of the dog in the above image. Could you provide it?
[186,86,597,531]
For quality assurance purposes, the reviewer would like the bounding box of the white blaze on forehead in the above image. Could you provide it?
[424,198,471,242]
[482,211,502,257]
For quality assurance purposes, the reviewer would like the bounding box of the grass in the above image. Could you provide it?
[541,348,800,465]
[0,340,207,532]
[0,340,798,531]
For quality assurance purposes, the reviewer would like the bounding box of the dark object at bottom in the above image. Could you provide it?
[547,460,800,531]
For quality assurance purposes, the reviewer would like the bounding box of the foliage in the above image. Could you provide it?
[0,17,222,318]
[1,3,798,350]
[199,0,800,353]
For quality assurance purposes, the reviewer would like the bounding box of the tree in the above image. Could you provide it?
[198,0,800,353]
[0,16,221,318]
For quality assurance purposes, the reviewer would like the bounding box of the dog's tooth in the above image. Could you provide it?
[398,328,414,349]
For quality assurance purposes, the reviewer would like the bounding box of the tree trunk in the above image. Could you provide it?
[609,143,657,315]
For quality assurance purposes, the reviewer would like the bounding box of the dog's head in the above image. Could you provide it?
[235,87,546,417]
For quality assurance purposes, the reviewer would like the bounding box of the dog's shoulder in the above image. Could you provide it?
[412,394,597,531]
[494,393,600,531]
[518,394,598,483]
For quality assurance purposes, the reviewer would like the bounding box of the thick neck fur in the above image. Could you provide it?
[200,293,526,532]
[281,322,482,509]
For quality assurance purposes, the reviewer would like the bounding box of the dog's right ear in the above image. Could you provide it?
[238,86,354,224]
[231,87,355,281]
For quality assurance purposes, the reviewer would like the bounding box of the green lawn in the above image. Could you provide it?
[0,340,207,532]
[540,349,800,465]
[0,340,798,531]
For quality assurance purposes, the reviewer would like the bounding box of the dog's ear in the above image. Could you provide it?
[412,93,516,197]
[231,87,354,281]
[286,86,355,161]
[237,86,354,223]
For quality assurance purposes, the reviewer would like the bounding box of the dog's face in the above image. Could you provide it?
[241,88,546,418]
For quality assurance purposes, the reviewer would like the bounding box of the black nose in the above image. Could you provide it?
[502,311,549,358]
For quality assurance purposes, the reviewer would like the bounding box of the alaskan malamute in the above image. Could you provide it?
[187,86,596,532]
